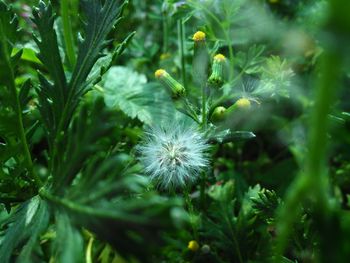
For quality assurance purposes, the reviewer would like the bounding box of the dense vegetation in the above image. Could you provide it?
[1,0,350,262]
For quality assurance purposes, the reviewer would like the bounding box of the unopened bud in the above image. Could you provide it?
[155,69,185,98]
[211,106,226,121]
[226,98,251,114]
[201,244,211,254]
[193,31,209,87]
[188,240,199,251]
[208,54,227,86]
[235,98,251,109]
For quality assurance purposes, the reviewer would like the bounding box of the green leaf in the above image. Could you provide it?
[32,0,131,147]
[208,180,235,203]
[103,66,176,124]
[251,188,281,223]
[208,128,256,144]
[51,98,115,190]
[0,196,49,263]
[236,45,265,75]
[54,212,84,263]
[254,55,295,98]
[70,0,128,94]
[0,1,19,86]
[32,1,68,141]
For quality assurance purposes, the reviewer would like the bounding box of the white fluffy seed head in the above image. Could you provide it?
[137,125,210,190]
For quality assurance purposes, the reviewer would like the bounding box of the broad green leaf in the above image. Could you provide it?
[103,66,176,125]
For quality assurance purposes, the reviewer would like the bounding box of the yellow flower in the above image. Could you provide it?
[188,240,199,251]
[192,31,206,42]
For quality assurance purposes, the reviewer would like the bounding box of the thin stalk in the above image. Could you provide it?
[162,9,169,53]
[201,83,208,129]
[199,171,207,210]
[177,19,187,90]
[61,0,76,68]
[227,214,243,263]
[184,187,199,240]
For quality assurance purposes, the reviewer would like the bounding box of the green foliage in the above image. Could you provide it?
[1,0,350,262]
[103,66,176,125]
[0,1,184,262]
[0,196,49,263]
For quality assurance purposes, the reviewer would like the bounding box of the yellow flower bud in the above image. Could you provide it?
[188,240,199,251]
[155,69,167,78]
[208,54,227,86]
[160,53,171,60]
[236,98,251,109]
[213,54,226,62]
[154,69,185,98]
[226,98,251,114]
[193,31,206,42]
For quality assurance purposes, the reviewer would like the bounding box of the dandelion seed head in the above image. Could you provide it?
[137,125,209,189]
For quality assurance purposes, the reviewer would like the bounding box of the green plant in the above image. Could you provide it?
[0,1,184,262]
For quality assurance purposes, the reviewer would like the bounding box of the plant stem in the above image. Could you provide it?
[162,8,169,53]
[201,83,207,128]
[274,46,341,259]
[61,0,76,68]
[200,172,207,210]
[177,18,187,90]
[184,187,199,240]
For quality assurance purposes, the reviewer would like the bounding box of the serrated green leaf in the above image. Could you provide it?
[32,1,68,141]
[236,45,265,75]
[70,0,128,94]
[0,196,49,263]
[0,1,19,86]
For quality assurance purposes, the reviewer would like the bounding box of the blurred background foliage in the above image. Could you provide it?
[1,0,350,262]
